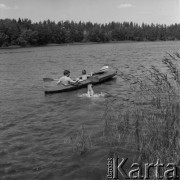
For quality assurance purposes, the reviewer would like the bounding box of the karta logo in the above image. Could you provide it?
[107,158,179,179]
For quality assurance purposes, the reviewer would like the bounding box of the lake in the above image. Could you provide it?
[0,41,180,180]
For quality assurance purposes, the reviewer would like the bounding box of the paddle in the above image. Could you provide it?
[92,66,109,75]
[43,77,59,82]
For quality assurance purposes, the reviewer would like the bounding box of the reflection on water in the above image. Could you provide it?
[0,41,180,179]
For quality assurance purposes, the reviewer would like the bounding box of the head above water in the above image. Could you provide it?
[64,70,70,76]
[82,70,86,75]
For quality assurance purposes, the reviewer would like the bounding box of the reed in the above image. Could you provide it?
[104,52,180,170]
[72,125,92,155]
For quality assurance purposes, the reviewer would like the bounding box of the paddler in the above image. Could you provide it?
[57,70,77,85]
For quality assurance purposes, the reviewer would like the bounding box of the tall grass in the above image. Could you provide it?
[104,52,180,170]
[72,125,92,155]
[64,125,92,155]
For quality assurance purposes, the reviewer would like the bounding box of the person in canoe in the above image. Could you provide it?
[77,70,91,81]
[57,70,78,85]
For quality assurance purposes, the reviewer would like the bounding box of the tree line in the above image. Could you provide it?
[0,18,180,47]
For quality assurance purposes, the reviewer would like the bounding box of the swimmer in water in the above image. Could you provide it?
[87,84,94,97]
[78,83,111,98]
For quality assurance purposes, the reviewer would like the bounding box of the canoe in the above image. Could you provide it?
[43,68,117,94]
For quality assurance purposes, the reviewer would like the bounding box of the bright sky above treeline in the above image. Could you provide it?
[0,0,179,25]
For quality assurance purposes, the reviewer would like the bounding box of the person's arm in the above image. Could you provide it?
[68,77,79,84]
[69,78,77,83]
[76,76,82,81]
[57,77,62,85]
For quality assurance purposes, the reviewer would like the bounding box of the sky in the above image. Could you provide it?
[0,0,180,25]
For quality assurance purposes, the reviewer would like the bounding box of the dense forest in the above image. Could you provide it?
[0,18,180,47]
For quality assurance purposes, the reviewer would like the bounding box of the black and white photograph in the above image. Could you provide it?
[0,0,180,179]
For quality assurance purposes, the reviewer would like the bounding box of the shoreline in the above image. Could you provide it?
[0,41,134,49]
[0,40,179,49]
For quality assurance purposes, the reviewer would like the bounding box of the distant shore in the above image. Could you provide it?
[0,41,135,49]
[0,40,178,50]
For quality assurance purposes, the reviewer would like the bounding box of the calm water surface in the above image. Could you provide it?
[0,41,180,179]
